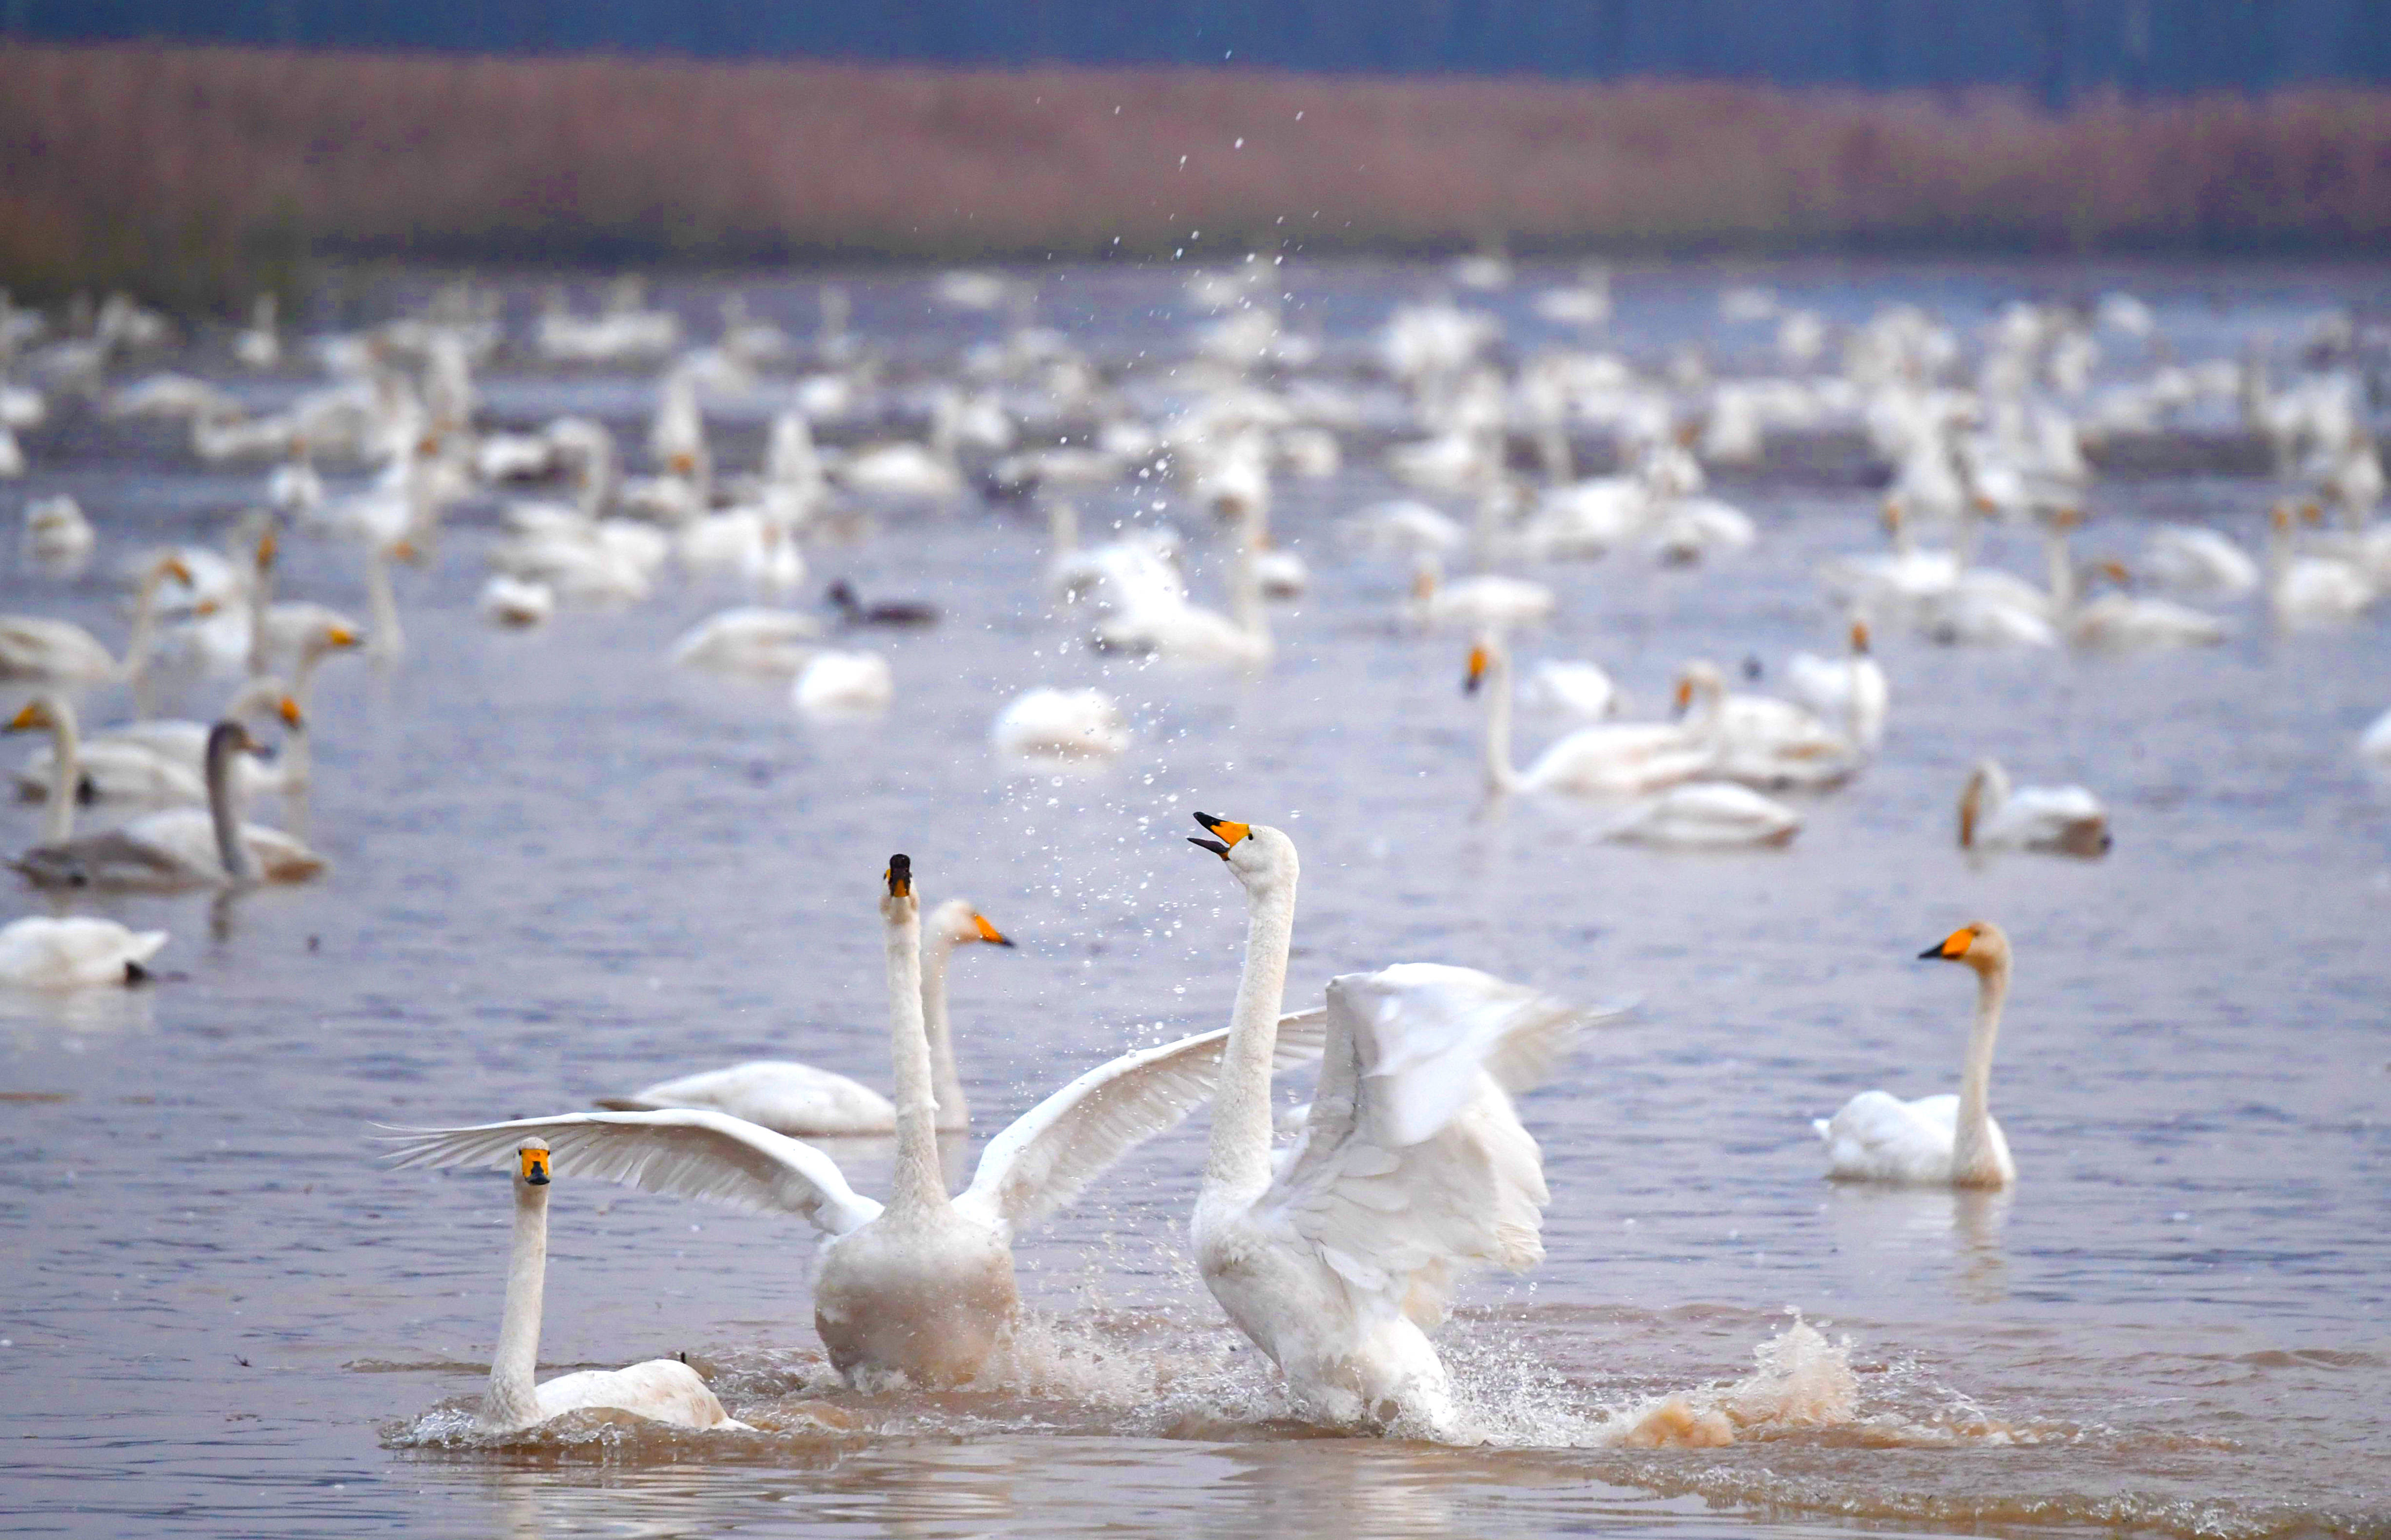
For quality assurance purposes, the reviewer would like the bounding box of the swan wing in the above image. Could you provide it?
[956,1008,1330,1235]
[1262,966,1564,1326]
[381,1109,883,1236]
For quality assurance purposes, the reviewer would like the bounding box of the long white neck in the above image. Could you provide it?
[1479,642,1524,796]
[920,930,970,1132]
[205,731,255,882]
[1952,959,2010,1184]
[480,1179,549,1432]
[37,702,78,845]
[367,549,404,662]
[2044,526,2077,615]
[884,899,947,1217]
[1228,514,1268,648]
[1203,873,1297,1207]
[125,563,171,717]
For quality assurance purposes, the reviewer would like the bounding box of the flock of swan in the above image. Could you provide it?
[0,263,2385,1439]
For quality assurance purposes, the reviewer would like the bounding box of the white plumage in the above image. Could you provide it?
[990,687,1131,760]
[0,917,168,989]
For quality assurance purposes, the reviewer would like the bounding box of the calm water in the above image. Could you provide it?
[1,259,2387,1540]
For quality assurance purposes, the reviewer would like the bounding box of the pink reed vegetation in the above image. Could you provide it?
[3,43,2389,310]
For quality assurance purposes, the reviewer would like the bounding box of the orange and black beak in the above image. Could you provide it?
[1918,926,1976,962]
[885,854,913,899]
[971,913,1015,948]
[1188,811,1250,860]
[518,1147,550,1186]
[1463,644,1489,695]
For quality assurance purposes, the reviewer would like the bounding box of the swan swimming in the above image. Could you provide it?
[1958,759,2110,857]
[469,1139,750,1435]
[0,916,168,989]
[1814,922,2018,1187]
[1467,632,1713,797]
[596,897,1015,1137]
[389,855,1329,1389]
[1184,814,1578,1433]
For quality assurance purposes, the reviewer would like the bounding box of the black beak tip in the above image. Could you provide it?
[995,936,1017,948]
[1916,945,1945,960]
[1192,811,1223,831]
[1189,837,1230,858]
[526,1171,550,1186]
[1462,674,1482,695]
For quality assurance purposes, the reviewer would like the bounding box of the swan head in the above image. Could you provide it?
[882,854,918,921]
[1672,661,1725,718]
[929,898,1014,949]
[1919,921,2010,976]
[515,1139,551,1187]
[1188,812,1297,894]
[1956,759,2008,849]
[5,696,65,735]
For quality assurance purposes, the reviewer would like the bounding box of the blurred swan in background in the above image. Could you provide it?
[670,607,821,674]
[990,687,1130,761]
[0,915,167,989]
[12,721,325,890]
[792,650,893,716]
[392,856,1330,1388]
[1958,759,2110,857]
[1786,619,1889,751]
[1467,633,1712,797]
[1815,922,2017,1187]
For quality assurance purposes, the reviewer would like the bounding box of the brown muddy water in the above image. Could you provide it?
[0,259,2387,1539]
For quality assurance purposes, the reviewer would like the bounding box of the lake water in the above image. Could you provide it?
[1,257,2387,1540]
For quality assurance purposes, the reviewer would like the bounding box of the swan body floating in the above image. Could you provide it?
[1522,659,1618,720]
[1468,633,1712,797]
[990,688,1131,761]
[1407,555,1555,631]
[1,551,189,696]
[2266,503,2376,626]
[21,495,94,574]
[13,720,325,890]
[1184,815,1574,1433]
[1815,922,2017,1187]
[1785,621,1889,751]
[0,916,167,989]
[2145,524,2259,597]
[1608,782,1801,847]
[597,898,1013,1137]
[2069,588,2229,649]
[1959,759,2109,857]
[793,651,893,717]
[472,1140,749,1435]
[395,856,1330,1389]
[1092,534,1271,668]
[1674,661,1862,790]
[670,608,822,674]
[478,575,554,629]
[14,681,300,805]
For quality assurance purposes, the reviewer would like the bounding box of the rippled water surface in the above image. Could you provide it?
[2,259,2387,1539]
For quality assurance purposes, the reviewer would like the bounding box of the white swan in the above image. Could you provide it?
[1407,554,1555,631]
[670,607,822,674]
[1673,661,1862,790]
[1092,527,1271,668]
[1522,658,1618,720]
[478,575,555,629]
[1958,759,2110,857]
[2145,524,2259,597]
[0,551,188,707]
[2266,502,2375,626]
[12,721,326,890]
[792,651,893,716]
[1183,815,1572,1432]
[596,898,1015,1137]
[1786,620,1889,751]
[1468,633,1712,797]
[13,680,302,805]
[1045,502,1188,614]
[0,916,168,989]
[1814,922,2017,1187]
[1608,782,1801,848]
[471,1139,750,1435]
[390,855,1330,1388]
[990,688,1131,761]
[21,495,94,575]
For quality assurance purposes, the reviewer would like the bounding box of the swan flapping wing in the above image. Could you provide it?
[1262,965,1569,1326]
[381,1109,883,1236]
[956,1009,1330,1236]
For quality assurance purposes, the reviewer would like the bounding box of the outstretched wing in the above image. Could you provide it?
[1264,965,1573,1327]
[956,1009,1330,1237]
[380,1109,883,1236]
